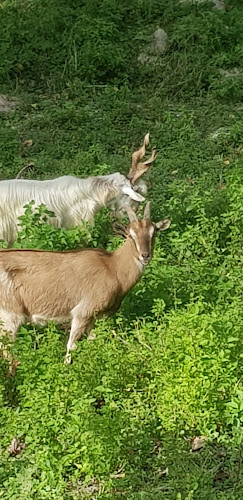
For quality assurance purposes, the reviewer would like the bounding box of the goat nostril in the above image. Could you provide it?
[142,253,149,259]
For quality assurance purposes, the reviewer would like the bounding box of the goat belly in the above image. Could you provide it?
[0,248,121,322]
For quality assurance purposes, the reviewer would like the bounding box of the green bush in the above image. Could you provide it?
[0,0,243,100]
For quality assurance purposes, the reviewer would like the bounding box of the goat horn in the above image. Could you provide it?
[127,133,150,181]
[143,201,151,220]
[125,205,138,223]
[130,147,157,184]
[131,133,150,169]
[143,147,157,166]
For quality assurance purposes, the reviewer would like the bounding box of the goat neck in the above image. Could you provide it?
[112,236,145,295]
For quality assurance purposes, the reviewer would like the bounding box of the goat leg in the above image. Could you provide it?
[65,315,93,364]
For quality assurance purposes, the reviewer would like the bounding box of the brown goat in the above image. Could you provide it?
[0,203,170,363]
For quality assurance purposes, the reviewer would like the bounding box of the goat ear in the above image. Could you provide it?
[155,219,171,231]
[112,222,127,238]
[121,185,145,202]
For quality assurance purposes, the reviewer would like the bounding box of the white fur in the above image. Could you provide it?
[133,257,144,272]
[149,225,155,237]
[0,310,25,340]
[0,173,145,245]
[111,179,147,217]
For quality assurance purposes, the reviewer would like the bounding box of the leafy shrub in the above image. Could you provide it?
[0,0,243,100]
[10,202,114,251]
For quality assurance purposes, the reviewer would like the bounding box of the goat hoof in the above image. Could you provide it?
[64,354,72,365]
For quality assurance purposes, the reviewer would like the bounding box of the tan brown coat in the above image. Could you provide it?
[0,203,170,363]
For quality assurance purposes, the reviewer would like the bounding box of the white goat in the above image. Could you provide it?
[0,202,170,364]
[0,134,156,245]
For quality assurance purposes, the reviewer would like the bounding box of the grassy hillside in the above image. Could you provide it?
[0,0,242,498]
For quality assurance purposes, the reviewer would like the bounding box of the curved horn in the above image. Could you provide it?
[131,149,157,184]
[125,205,138,223]
[127,133,150,181]
[143,201,151,220]
[128,134,157,185]
[131,133,150,170]
[143,147,157,166]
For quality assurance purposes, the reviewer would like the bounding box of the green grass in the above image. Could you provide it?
[0,0,243,498]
